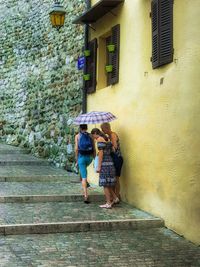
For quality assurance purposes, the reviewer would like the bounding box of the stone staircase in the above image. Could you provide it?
[0,143,164,236]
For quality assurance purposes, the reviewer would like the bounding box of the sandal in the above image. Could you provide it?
[99,203,112,209]
[84,197,90,204]
[113,197,120,204]
[111,197,120,207]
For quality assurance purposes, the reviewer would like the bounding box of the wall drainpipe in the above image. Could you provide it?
[82,0,91,113]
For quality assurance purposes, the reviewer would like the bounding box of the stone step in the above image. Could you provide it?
[0,143,164,237]
[0,182,102,197]
[0,144,28,154]
[0,154,49,166]
[0,194,105,203]
[0,149,29,154]
[0,219,164,235]
[0,202,163,235]
[0,176,74,182]
[0,202,154,226]
[0,165,77,182]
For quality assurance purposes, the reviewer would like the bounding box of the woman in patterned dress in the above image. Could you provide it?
[91,128,118,209]
[101,122,123,201]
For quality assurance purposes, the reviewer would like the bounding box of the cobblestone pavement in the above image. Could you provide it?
[0,154,48,164]
[0,144,27,152]
[0,165,74,178]
[0,182,98,196]
[0,228,199,267]
[0,202,156,225]
[0,143,199,266]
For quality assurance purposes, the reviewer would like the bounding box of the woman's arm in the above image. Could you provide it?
[110,132,118,151]
[96,136,106,173]
[75,134,79,163]
[89,134,96,158]
[97,149,103,173]
[92,139,96,158]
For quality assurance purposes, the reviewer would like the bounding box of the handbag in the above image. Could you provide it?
[94,155,99,172]
[110,151,118,160]
[110,151,120,169]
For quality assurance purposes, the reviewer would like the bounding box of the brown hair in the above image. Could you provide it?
[101,122,111,131]
[91,128,108,141]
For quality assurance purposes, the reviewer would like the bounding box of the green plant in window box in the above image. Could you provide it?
[83,74,91,81]
[84,50,91,57]
[105,65,113,73]
[107,44,115,52]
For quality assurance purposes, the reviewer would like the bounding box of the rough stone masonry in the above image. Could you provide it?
[0,0,86,171]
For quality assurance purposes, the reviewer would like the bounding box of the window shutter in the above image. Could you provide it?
[159,0,173,66]
[110,24,120,85]
[151,0,173,68]
[106,36,112,86]
[151,0,159,68]
[84,38,97,94]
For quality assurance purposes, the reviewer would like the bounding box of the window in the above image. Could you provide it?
[84,38,97,94]
[107,24,120,85]
[106,36,112,86]
[151,0,173,69]
[97,34,110,90]
[85,24,120,93]
[98,24,120,89]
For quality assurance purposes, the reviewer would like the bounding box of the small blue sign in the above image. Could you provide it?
[77,56,85,70]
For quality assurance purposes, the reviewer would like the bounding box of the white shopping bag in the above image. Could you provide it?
[94,155,99,172]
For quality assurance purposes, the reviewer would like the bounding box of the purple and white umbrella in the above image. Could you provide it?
[73,111,117,125]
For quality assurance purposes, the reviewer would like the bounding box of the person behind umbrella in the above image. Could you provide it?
[75,124,96,203]
[101,122,123,201]
[91,128,118,209]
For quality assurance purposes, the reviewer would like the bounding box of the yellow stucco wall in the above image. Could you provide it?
[87,0,200,244]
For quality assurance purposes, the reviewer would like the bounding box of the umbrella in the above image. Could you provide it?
[73,111,117,125]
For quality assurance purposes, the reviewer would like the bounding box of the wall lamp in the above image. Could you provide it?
[49,1,66,30]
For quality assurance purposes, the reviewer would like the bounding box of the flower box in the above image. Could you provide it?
[105,65,113,73]
[107,44,115,52]
[83,74,91,81]
[84,50,91,57]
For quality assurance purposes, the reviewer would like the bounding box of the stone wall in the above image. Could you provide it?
[0,0,86,171]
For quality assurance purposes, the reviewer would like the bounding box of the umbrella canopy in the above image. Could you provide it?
[73,111,117,125]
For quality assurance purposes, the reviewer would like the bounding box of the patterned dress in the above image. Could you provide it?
[98,141,116,187]
[111,133,123,177]
[115,135,122,157]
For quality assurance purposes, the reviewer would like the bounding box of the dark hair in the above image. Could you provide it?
[79,124,88,131]
[91,128,108,141]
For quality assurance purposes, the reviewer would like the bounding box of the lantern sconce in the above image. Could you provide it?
[49,1,66,30]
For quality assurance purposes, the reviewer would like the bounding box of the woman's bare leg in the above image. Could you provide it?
[114,176,120,199]
[104,187,112,204]
[82,179,88,199]
[109,187,117,200]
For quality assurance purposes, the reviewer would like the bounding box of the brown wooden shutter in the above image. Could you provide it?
[110,24,120,85]
[151,0,173,68]
[159,0,173,65]
[84,38,97,94]
[106,36,112,86]
[151,0,159,68]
